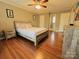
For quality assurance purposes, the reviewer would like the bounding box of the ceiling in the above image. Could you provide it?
[0,0,78,14]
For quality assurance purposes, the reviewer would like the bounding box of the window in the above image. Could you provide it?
[52,16,56,23]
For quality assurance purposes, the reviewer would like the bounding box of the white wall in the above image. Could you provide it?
[38,12,71,32]
[39,14,50,28]
[58,12,70,32]
[0,1,33,31]
[33,14,40,27]
[39,15,45,27]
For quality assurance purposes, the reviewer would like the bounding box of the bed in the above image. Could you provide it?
[14,21,48,46]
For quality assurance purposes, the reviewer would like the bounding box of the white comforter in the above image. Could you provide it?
[16,27,48,41]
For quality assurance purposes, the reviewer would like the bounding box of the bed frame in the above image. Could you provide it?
[14,21,48,46]
[35,31,48,46]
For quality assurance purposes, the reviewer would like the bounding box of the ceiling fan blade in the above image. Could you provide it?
[28,0,38,6]
[32,0,36,4]
[41,5,47,8]
[27,0,48,8]
[38,0,48,3]
[28,4,34,6]
[33,0,35,1]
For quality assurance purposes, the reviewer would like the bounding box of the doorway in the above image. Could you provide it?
[51,15,56,31]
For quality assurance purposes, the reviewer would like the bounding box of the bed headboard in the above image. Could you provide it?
[14,21,32,29]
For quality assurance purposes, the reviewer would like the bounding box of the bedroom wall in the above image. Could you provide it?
[58,12,70,32]
[55,13,61,31]
[32,14,40,27]
[38,12,71,32]
[68,8,79,27]
[39,14,50,28]
[70,11,79,26]
[0,1,33,31]
[38,11,76,32]
[44,14,50,28]
[39,15,45,27]
[49,12,71,32]
[74,21,79,26]
[56,11,79,32]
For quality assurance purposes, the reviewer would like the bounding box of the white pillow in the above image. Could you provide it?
[25,23,32,28]
[16,23,32,29]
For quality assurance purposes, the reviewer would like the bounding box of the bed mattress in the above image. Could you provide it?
[16,27,48,41]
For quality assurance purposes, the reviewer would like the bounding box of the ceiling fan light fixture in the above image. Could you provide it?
[35,5,41,9]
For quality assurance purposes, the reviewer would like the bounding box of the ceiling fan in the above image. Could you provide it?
[27,0,48,9]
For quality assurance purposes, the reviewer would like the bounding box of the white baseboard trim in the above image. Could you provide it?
[55,30,64,32]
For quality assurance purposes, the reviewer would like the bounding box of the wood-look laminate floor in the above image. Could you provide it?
[0,32,63,59]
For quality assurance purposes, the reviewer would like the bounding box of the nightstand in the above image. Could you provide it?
[0,31,5,40]
[5,30,16,39]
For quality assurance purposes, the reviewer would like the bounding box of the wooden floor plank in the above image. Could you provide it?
[0,32,63,59]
